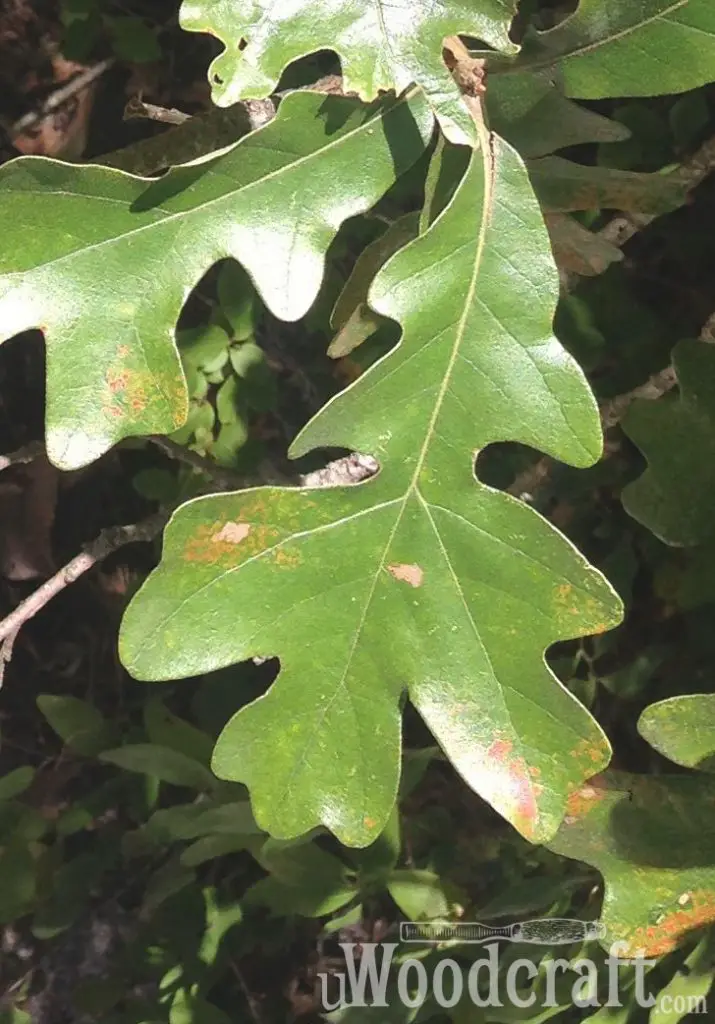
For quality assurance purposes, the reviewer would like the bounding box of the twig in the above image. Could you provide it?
[0,440,44,473]
[10,59,114,139]
[124,96,190,126]
[0,510,167,681]
[229,959,267,1024]
[149,436,246,490]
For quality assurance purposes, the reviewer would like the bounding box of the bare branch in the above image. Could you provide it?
[0,510,167,660]
[149,436,247,491]
[0,440,45,473]
[10,59,114,140]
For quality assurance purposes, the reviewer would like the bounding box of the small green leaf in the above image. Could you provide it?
[0,837,37,922]
[387,869,451,920]
[639,694,715,772]
[0,767,34,802]
[245,843,357,918]
[180,833,252,866]
[143,696,215,767]
[37,694,115,756]
[217,262,256,341]
[648,933,714,1024]
[142,859,196,917]
[100,744,216,790]
[154,801,262,840]
[622,340,715,546]
[178,325,231,373]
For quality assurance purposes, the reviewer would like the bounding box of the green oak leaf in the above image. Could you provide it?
[515,0,715,100]
[0,89,431,469]
[622,340,715,546]
[486,69,630,159]
[526,157,687,215]
[180,0,517,144]
[548,772,715,957]
[120,133,622,848]
[639,695,715,772]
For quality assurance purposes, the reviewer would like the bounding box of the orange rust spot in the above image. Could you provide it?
[624,890,715,957]
[108,369,130,394]
[571,737,607,766]
[565,781,607,819]
[271,546,301,568]
[556,583,573,599]
[505,757,542,835]
[184,521,280,564]
[363,816,377,829]
[387,563,423,587]
[213,522,251,545]
[488,738,513,761]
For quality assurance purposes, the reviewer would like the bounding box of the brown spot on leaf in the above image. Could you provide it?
[184,521,281,564]
[571,737,608,767]
[213,522,251,545]
[565,779,607,819]
[623,890,715,957]
[387,563,423,587]
[270,546,301,568]
[363,816,377,830]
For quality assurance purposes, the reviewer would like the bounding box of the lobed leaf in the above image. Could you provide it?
[548,772,715,957]
[121,131,622,847]
[622,340,715,546]
[486,69,630,159]
[639,694,715,772]
[0,90,432,468]
[516,0,715,100]
[526,157,687,215]
[180,0,518,143]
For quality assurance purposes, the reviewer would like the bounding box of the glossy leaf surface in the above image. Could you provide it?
[121,132,622,847]
[0,90,431,468]
[180,0,517,142]
[518,0,715,100]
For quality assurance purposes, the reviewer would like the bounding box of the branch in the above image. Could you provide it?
[0,510,167,684]
[149,436,247,490]
[10,59,114,140]
[0,440,45,473]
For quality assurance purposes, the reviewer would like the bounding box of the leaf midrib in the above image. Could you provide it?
[519,0,688,74]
